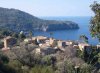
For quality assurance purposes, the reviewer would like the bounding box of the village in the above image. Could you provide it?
[1,35,99,56]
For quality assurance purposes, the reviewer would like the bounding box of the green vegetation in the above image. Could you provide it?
[79,35,88,43]
[90,1,100,41]
[30,65,54,73]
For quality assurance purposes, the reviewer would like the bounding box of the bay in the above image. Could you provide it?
[34,16,99,45]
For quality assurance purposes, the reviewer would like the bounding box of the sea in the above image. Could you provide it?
[34,16,99,45]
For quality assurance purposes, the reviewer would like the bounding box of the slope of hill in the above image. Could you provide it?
[0,7,79,32]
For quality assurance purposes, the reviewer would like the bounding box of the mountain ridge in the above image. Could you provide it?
[0,7,79,32]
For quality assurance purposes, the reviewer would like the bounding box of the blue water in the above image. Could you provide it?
[34,16,99,45]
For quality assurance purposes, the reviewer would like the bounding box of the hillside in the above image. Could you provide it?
[0,7,79,32]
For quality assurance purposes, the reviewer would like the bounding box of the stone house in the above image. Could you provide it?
[49,38,54,46]
[32,36,47,45]
[2,36,17,51]
[78,43,91,51]
[57,40,66,48]
[34,47,56,55]
[66,40,74,46]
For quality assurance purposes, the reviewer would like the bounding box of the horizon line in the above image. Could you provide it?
[37,16,93,17]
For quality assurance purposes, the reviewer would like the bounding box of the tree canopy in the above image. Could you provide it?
[90,1,100,41]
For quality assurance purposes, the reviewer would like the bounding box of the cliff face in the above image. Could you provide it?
[43,20,79,31]
[0,7,79,32]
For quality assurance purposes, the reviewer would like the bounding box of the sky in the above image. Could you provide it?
[0,0,100,17]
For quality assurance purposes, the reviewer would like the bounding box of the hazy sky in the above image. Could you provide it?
[0,0,100,16]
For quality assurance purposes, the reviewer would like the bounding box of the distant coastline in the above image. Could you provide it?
[0,7,79,32]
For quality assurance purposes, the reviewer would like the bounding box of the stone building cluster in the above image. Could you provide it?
[1,36,100,56]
